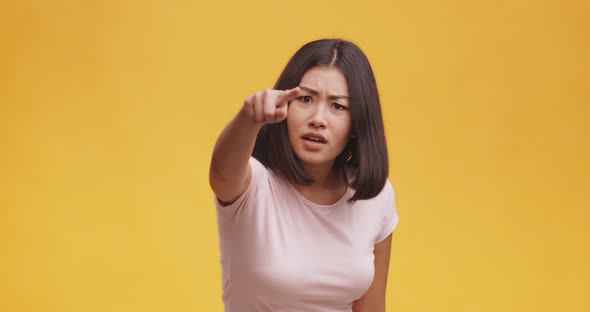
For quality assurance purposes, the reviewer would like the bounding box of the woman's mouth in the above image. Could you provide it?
[301,133,327,143]
[301,134,327,151]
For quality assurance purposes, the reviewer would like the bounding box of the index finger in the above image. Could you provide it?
[276,87,301,107]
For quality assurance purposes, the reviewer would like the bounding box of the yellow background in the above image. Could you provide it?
[1,0,588,311]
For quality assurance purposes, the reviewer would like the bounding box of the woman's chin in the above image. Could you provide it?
[294,152,335,168]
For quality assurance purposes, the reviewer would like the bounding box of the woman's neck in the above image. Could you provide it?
[292,161,348,204]
[301,161,336,187]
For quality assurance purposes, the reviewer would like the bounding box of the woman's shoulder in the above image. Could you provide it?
[347,177,394,206]
[250,156,286,187]
[343,165,393,196]
[382,178,395,199]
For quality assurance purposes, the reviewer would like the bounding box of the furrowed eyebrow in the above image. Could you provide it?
[299,85,349,100]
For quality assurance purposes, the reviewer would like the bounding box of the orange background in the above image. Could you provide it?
[1,0,588,311]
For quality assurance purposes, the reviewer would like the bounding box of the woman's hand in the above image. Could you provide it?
[243,87,301,124]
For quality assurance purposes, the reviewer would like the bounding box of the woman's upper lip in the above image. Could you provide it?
[302,132,327,143]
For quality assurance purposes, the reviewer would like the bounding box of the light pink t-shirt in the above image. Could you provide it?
[214,156,399,312]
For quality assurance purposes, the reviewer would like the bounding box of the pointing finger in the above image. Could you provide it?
[276,87,301,107]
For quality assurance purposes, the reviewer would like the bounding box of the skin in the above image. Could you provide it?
[352,233,392,312]
[209,65,392,310]
[287,66,353,205]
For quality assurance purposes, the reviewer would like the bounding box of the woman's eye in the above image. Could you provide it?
[299,96,312,103]
[333,103,347,110]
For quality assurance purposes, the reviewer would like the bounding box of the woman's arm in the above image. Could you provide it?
[209,108,261,204]
[352,233,393,312]
[209,87,300,204]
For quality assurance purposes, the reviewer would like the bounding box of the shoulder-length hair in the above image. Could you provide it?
[252,38,389,202]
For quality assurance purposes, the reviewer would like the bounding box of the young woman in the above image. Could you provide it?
[209,38,400,312]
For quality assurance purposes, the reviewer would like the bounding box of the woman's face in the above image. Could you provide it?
[287,66,352,168]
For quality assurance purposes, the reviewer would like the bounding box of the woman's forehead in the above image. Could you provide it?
[299,66,349,95]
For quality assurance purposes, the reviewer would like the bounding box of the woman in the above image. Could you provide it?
[209,38,400,311]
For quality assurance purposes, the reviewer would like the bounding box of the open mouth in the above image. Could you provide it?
[302,136,327,144]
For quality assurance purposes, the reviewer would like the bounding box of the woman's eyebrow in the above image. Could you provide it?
[299,85,349,100]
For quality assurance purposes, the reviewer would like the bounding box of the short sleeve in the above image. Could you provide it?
[374,180,400,244]
[214,156,268,219]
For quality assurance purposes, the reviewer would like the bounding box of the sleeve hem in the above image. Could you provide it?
[214,157,260,219]
[374,214,399,245]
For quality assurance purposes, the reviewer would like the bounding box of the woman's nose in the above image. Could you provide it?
[308,106,327,128]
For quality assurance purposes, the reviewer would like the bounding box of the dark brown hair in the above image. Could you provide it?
[252,38,389,202]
